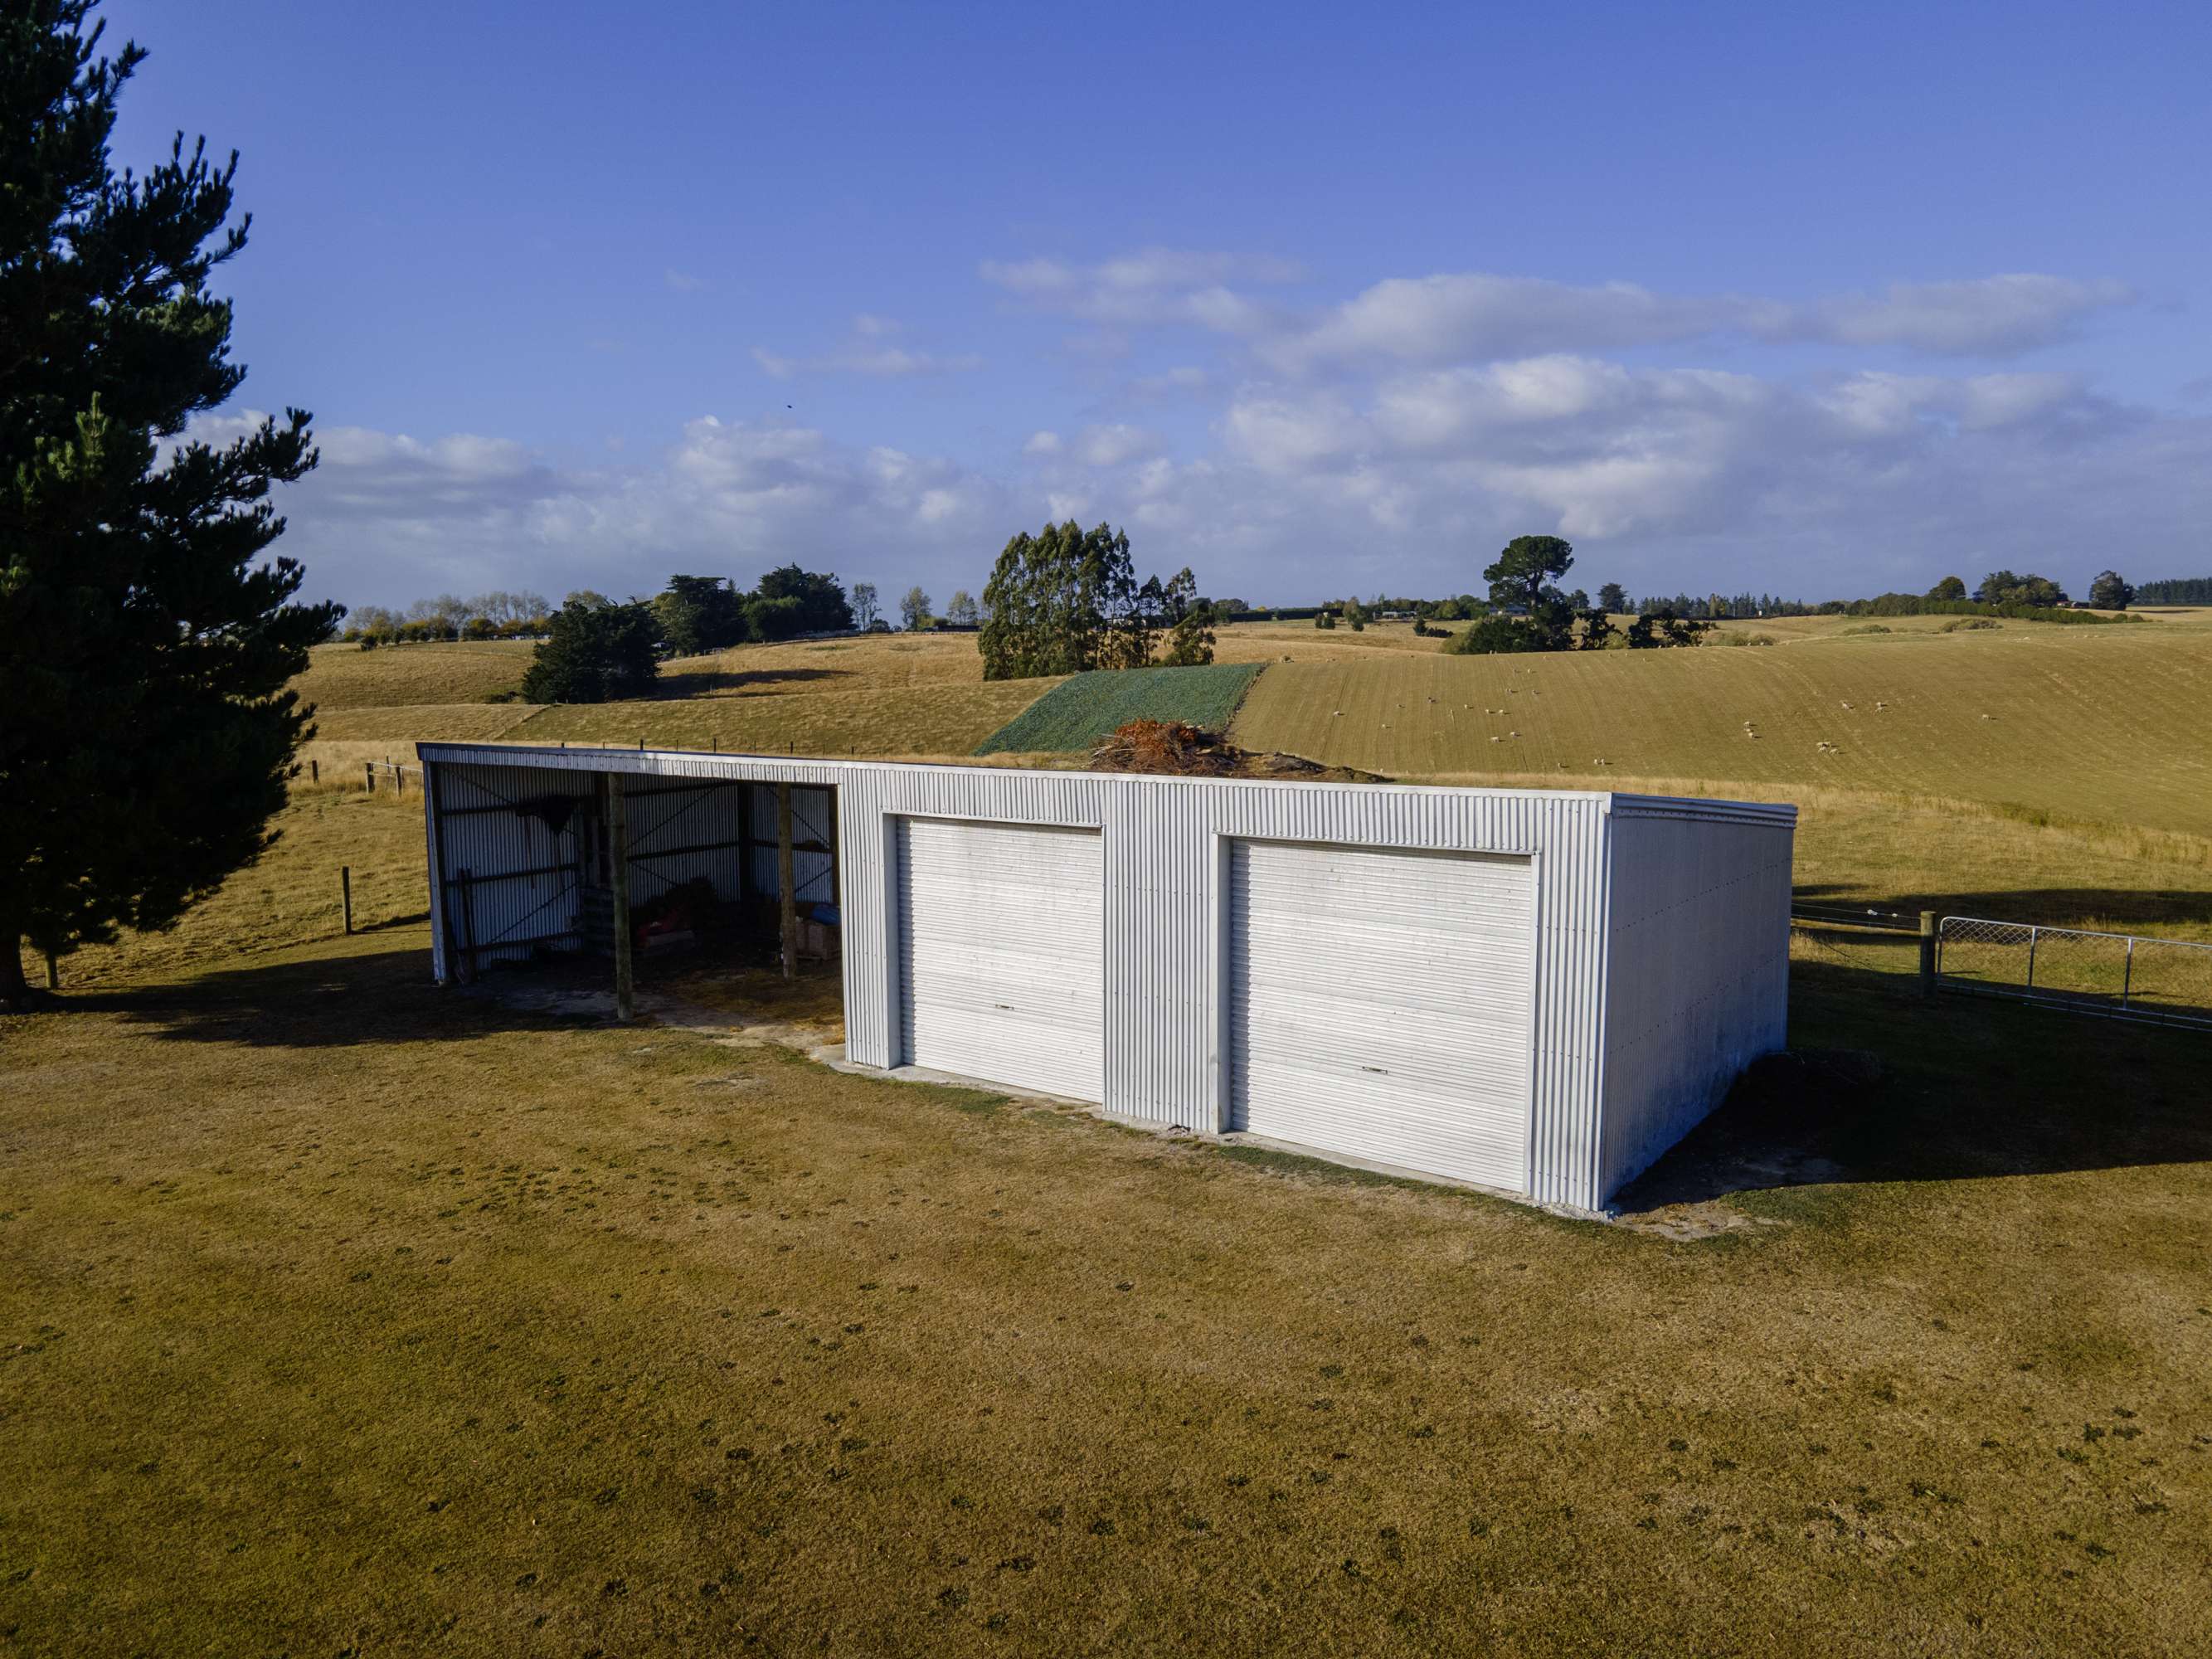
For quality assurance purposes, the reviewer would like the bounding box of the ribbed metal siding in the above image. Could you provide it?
[1597,803,1795,1202]
[1228,841,1535,1191]
[742,783,836,907]
[895,819,1106,1100]
[416,747,1794,1212]
[433,763,597,971]
[623,781,743,910]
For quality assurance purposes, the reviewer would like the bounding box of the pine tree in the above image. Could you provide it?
[2,3,335,1005]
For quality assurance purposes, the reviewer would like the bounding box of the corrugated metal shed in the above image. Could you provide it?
[418,743,1794,1212]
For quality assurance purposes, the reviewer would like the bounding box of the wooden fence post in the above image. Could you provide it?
[364,761,375,794]
[341,866,353,936]
[1918,911,1937,1000]
[776,781,797,980]
[44,951,59,991]
[309,757,318,785]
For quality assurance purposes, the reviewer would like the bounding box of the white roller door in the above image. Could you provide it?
[897,817,1105,1101]
[1228,839,1535,1192]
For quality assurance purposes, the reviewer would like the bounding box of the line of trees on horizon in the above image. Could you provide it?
[343,553,2195,660]
[2133,577,2212,606]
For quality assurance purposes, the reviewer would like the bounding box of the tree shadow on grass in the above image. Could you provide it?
[651,665,854,698]
[59,930,842,1052]
[52,934,571,1050]
[1616,956,2212,1214]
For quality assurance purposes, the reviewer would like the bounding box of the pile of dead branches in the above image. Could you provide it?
[1090,719,1237,776]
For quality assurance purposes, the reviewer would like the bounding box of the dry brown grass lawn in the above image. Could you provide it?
[1233,625,2212,836]
[10,733,2212,1652]
[5,920,2210,1654]
[506,679,1055,759]
[15,788,429,992]
[1424,771,2212,944]
[309,703,541,745]
[293,639,537,708]
[662,630,995,691]
[1212,618,1446,664]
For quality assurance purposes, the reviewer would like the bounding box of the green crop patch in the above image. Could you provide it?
[974,662,1266,754]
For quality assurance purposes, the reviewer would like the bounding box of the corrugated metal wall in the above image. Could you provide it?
[420,747,1792,1214]
[1597,799,1796,1202]
[425,761,832,982]
[741,783,835,910]
[621,780,744,911]
[430,761,598,977]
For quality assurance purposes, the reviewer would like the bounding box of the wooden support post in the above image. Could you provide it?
[1918,911,1937,1000]
[364,761,375,794]
[603,774,634,1021]
[776,781,798,980]
[396,766,406,799]
[458,866,479,980]
[44,951,59,991]
[341,866,353,936]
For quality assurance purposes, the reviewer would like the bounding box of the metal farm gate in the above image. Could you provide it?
[1937,916,2212,1030]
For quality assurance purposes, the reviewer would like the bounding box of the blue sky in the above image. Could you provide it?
[105,0,2212,610]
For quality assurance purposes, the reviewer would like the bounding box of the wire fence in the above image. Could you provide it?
[1937,916,2212,1030]
[363,759,424,797]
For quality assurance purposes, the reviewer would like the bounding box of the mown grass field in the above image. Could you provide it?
[1230,624,2212,835]
[513,679,1054,759]
[290,634,1057,771]
[975,663,1265,754]
[12,616,2212,1651]
[662,631,994,691]
[293,639,537,708]
[7,902,2210,1652]
[12,788,430,993]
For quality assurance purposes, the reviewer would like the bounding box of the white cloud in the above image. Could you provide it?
[1815,370,2095,437]
[1274,275,1742,369]
[1260,271,2131,370]
[1073,423,1164,467]
[981,246,1299,329]
[250,251,2183,614]
[241,411,1016,607]
[753,314,983,379]
[752,343,984,380]
[664,269,711,293]
[1221,392,1364,472]
[1126,364,1212,401]
[1803,276,2134,354]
